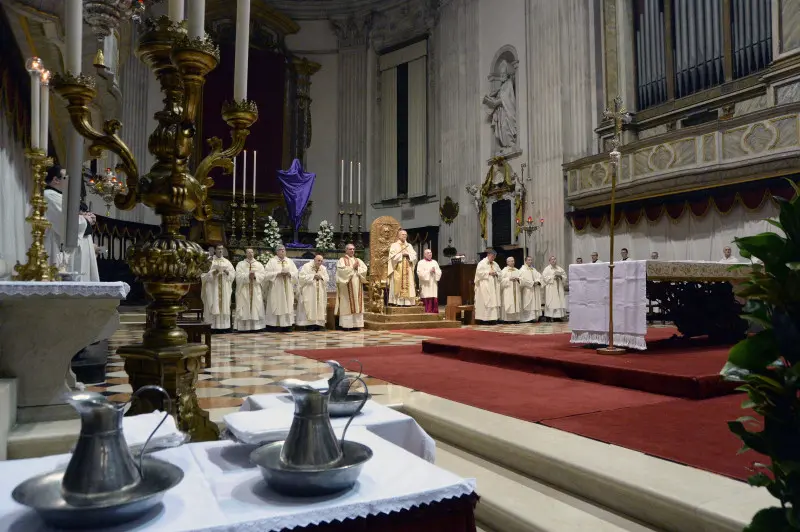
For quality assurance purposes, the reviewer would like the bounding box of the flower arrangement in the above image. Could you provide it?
[263,216,283,252]
[315,220,335,252]
[256,251,272,264]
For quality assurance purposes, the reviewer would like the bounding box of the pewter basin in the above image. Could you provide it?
[328,393,371,417]
[11,457,183,529]
[250,440,373,497]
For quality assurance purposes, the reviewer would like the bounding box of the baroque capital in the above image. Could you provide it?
[331,14,373,48]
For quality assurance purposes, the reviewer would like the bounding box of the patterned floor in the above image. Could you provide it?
[94,322,572,422]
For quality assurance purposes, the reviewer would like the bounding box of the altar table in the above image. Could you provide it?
[569,261,750,350]
[0,428,477,532]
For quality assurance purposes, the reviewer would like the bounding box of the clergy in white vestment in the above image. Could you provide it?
[297,254,329,329]
[719,245,742,264]
[388,229,417,306]
[43,166,99,281]
[335,244,368,329]
[201,245,235,330]
[416,249,442,313]
[474,249,501,323]
[263,245,298,330]
[542,255,568,321]
[519,256,543,323]
[234,249,267,331]
[500,257,523,322]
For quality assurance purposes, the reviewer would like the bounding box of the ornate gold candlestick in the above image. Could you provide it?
[239,201,250,247]
[250,202,259,244]
[14,149,59,281]
[355,211,364,249]
[228,200,239,247]
[52,18,257,440]
[337,209,346,248]
[347,208,355,246]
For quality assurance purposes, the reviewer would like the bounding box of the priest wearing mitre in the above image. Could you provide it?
[263,245,298,331]
[335,243,368,330]
[416,248,442,313]
[43,165,99,281]
[201,245,235,331]
[234,248,267,331]
[542,255,567,321]
[388,229,417,306]
[519,256,543,323]
[297,254,329,330]
[474,248,501,323]
[499,256,523,323]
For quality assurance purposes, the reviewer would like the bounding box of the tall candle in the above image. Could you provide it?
[252,150,257,199]
[232,155,237,199]
[242,150,248,202]
[65,0,82,73]
[30,69,41,150]
[188,0,205,38]
[349,161,353,205]
[233,0,251,100]
[40,70,50,153]
[340,159,344,204]
[357,162,361,206]
[168,0,184,22]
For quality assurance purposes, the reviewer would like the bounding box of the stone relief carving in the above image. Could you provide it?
[483,46,519,159]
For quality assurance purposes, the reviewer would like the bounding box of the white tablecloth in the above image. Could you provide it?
[0,281,130,299]
[0,428,475,532]
[568,260,648,350]
[230,394,435,462]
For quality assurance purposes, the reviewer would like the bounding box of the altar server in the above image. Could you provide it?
[388,229,417,306]
[201,245,235,331]
[519,256,542,323]
[416,248,442,313]
[297,254,329,330]
[474,249,501,323]
[234,248,267,331]
[43,165,99,281]
[500,257,523,322]
[542,255,567,321]
[263,245,298,331]
[335,244,368,329]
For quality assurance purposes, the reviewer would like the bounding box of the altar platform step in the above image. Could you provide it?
[402,393,771,532]
[363,313,461,331]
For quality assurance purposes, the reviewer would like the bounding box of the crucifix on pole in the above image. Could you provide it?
[596,96,631,355]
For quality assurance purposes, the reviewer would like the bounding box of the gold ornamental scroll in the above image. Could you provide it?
[368,216,401,311]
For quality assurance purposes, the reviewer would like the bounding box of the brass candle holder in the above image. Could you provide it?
[355,211,364,249]
[52,18,257,441]
[337,209,346,249]
[13,149,59,281]
[347,208,355,247]
[250,202,259,244]
[239,200,250,248]
[228,200,239,247]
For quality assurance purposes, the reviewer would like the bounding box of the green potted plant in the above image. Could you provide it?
[725,181,800,531]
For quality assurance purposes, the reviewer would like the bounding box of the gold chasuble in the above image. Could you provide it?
[388,241,417,306]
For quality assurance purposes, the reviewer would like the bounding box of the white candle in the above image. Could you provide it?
[242,150,247,201]
[65,0,82,73]
[233,0,251,101]
[358,162,361,205]
[340,159,344,204]
[252,150,257,199]
[168,0,185,22]
[349,161,353,205]
[188,0,205,38]
[40,70,50,153]
[232,155,237,199]
[30,70,41,150]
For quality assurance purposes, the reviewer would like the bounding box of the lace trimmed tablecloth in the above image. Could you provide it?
[0,428,475,532]
[0,281,130,299]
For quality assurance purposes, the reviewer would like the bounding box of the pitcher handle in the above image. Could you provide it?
[127,385,172,478]
[339,376,369,452]
[349,359,364,381]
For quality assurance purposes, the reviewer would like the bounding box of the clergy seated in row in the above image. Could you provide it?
[542,255,567,322]
[388,229,417,306]
[201,245,235,331]
[416,249,442,313]
[520,256,543,323]
[234,248,267,331]
[336,244,368,330]
[474,249,501,323]
[44,165,99,281]
[297,254,329,330]
[264,245,298,331]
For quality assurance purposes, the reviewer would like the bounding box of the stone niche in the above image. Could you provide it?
[483,45,521,161]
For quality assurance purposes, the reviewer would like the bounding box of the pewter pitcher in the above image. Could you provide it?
[326,359,364,402]
[62,385,171,507]
[278,377,368,470]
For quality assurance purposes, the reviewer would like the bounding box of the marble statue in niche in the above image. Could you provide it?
[483,54,519,158]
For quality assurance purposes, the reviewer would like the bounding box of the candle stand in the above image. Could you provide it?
[250,202,259,245]
[239,200,250,248]
[337,209,346,249]
[228,200,239,248]
[347,209,355,247]
[355,211,364,249]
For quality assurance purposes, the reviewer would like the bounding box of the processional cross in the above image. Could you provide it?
[597,96,631,355]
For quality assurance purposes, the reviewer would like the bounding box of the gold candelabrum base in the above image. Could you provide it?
[52,17,258,441]
[14,149,59,282]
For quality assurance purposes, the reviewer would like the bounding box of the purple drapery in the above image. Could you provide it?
[277,159,316,233]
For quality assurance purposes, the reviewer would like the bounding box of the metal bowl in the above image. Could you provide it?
[58,271,81,281]
[11,457,183,529]
[250,440,372,497]
[328,393,371,418]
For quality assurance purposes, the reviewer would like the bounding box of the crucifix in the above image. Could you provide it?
[597,96,631,356]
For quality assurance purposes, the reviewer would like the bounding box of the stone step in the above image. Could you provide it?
[364,312,444,323]
[385,306,426,315]
[363,320,461,331]
[436,441,656,532]
[402,393,771,532]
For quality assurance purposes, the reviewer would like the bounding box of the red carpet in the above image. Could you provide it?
[419,328,737,399]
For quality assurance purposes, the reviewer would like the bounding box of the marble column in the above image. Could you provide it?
[435,0,480,261]
[293,57,321,166]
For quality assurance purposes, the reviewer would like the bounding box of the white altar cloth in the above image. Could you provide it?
[229,394,435,462]
[568,261,648,350]
[0,428,475,532]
